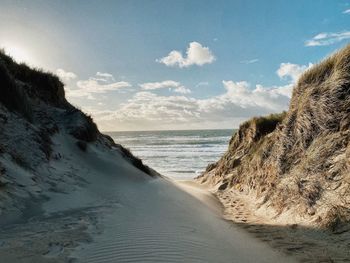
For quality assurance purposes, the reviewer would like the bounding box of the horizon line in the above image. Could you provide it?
[102,128,237,133]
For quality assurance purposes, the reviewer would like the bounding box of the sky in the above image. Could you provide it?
[0,0,350,131]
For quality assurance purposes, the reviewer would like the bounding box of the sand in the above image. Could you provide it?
[186,180,350,263]
[73,178,295,263]
[173,179,223,214]
[0,133,296,263]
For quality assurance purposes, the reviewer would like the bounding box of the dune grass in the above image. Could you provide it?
[0,60,32,121]
[0,50,66,106]
[199,43,350,229]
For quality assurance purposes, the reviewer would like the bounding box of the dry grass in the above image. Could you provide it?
[199,43,350,229]
[0,48,154,180]
[117,145,152,176]
[0,61,32,121]
[0,50,66,107]
[65,107,99,142]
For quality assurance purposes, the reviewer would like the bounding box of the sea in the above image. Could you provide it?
[107,129,234,179]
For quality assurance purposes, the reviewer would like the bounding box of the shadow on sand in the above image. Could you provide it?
[228,220,350,262]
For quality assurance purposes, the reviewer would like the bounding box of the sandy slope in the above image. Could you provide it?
[192,180,350,262]
[173,179,223,215]
[0,134,296,263]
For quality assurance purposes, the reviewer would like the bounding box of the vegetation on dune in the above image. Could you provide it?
[119,146,152,175]
[65,107,99,142]
[235,112,286,143]
[0,50,98,143]
[199,44,350,229]
[0,60,32,121]
[0,50,66,106]
[0,49,155,177]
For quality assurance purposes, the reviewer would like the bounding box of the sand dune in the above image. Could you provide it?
[0,135,296,262]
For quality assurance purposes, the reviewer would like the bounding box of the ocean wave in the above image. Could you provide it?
[107,129,233,179]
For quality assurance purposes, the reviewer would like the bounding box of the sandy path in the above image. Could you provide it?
[0,178,297,262]
[71,178,295,263]
[183,180,350,263]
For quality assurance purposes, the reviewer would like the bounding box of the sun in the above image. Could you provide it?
[2,44,36,65]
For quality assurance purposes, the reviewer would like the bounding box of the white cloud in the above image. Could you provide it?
[277,62,312,83]
[65,72,131,100]
[96,72,115,80]
[343,9,350,14]
[139,80,180,90]
[305,31,350,46]
[240,59,259,64]
[197,81,292,116]
[56,68,77,82]
[91,80,292,131]
[174,86,191,94]
[157,42,215,68]
[76,79,131,93]
[79,63,311,131]
[139,80,191,94]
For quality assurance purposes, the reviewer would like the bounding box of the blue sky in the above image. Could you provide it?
[1,0,350,130]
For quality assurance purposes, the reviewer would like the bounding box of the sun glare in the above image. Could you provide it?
[2,44,36,65]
